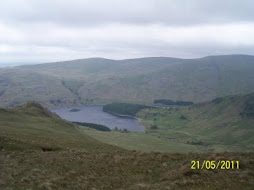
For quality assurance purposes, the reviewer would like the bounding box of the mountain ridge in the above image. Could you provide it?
[0,54,254,107]
[17,54,254,65]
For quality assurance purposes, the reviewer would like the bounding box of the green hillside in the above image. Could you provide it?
[0,102,254,189]
[0,102,114,151]
[137,93,254,152]
[1,55,254,107]
[86,93,254,153]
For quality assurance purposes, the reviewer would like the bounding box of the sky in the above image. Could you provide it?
[0,0,254,65]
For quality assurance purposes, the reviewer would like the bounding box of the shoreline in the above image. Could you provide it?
[103,110,145,131]
[102,110,141,120]
[51,105,145,131]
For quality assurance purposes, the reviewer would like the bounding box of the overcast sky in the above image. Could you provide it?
[1,0,254,65]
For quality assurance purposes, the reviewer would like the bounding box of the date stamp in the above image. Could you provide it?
[191,160,239,170]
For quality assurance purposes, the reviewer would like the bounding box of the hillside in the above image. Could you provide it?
[1,55,254,107]
[0,102,254,189]
[86,93,254,153]
[0,102,116,152]
[137,93,254,152]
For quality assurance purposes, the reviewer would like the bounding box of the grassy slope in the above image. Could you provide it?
[137,93,254,152]
[84,129,201,153]
[0,103,254,189]
[1,55,254,107]
[86,94,254,153]
[0,102,115,151]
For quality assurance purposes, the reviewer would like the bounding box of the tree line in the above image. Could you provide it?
[73,122,111,131]
[154,99,194,106]
[103,103,151,117]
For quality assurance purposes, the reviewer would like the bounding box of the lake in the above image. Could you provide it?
[51,105,144,132]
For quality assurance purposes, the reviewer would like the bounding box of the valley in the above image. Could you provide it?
[0,102,253,189]
[85,93,254,153]
[1,55,254,189]
[1,1,254,189]
[51,105,144,131]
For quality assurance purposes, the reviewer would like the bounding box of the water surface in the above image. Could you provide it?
[51,105,144,132]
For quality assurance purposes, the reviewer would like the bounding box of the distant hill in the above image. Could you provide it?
[1,54,254,107]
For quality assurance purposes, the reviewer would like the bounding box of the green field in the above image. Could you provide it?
[83,129,202,153]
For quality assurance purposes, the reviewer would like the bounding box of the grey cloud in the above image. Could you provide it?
[1,0,254,26]
[0,0,254,65]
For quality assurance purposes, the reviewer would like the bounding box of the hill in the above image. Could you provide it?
[1,103,254,189]
[86,93,254,153]
[0,102,115,152]
[137,93,254,152]
[1,55,254,107]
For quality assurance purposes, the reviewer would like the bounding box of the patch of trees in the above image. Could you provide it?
[179,115,187,120]
[212,97,224,104]
[69,109,80,112]
[154,99,194,106]
[73,122,111,131]
[85,98,94,102]
[103,103,151,117]
[114,127,130,133]
[240,96,254,118]
[50,99,62,105]
[187,140,204,145]
[150,124,158,129]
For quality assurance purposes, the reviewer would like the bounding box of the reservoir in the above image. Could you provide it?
[51,105,144,132]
